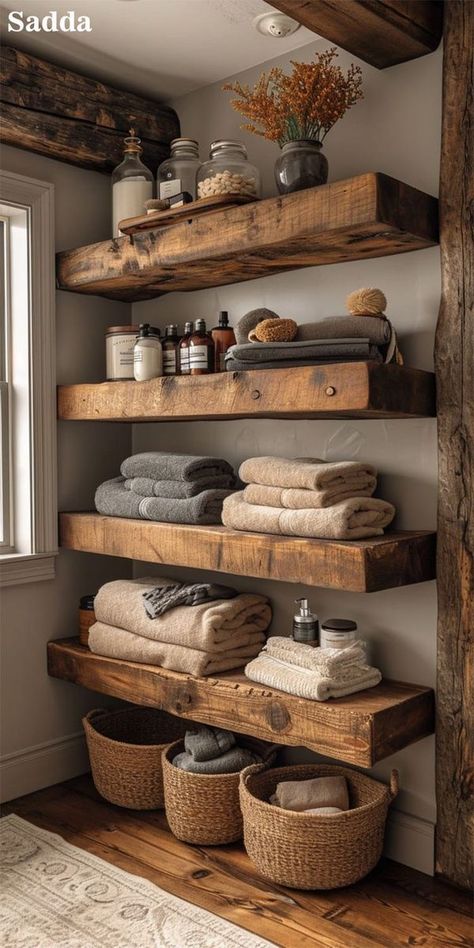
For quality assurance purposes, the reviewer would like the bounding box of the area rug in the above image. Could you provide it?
[0,814,275,947]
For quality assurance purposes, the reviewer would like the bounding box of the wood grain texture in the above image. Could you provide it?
[59,512,436,593]
[434,0,474,892]
[0,47,179,174]
[57,363,436,422]
[267,1,443,69]
[5,778,473,948]
[55,173,439,301]
[47,639,434,767]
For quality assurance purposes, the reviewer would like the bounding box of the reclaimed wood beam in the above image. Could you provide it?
[47,639,435,767]
[267,0,443,68]
[0,47,180,174]
[57,363,436,422]
[59,512,436,593]
[434,0,473,892]
[56,173,439,301]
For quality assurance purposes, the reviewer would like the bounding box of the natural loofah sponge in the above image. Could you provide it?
[235,308,280,345]
[249,318,298,343]
[346,288,387,316]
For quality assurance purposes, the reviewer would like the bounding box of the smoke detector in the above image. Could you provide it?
[253,11,301,38]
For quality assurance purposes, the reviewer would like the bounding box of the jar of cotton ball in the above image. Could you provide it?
[197,141,261,200]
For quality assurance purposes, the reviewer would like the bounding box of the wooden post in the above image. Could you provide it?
[435,0,474,890]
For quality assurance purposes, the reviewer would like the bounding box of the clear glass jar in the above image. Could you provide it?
[112,130,154,237]
[157,138,200,200]
[197,140,260,200]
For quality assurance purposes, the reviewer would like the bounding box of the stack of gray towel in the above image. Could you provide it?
[95,452,236,525]
[173,726,262,774]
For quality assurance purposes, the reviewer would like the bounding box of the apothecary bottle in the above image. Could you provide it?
[189,319,215,374]
[112,129,154,237]
[197,141,260,200]
[162,324,181,376]
[178,321,193,375]
[133,324,162,382]
[157,138,200,200]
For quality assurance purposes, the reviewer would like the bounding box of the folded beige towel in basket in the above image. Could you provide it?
[94,578,271,651]
[222,492,395,540]
[245,652,382,700]
[239,457,377,493]
[89,621,265,677]
[271,775,349,812]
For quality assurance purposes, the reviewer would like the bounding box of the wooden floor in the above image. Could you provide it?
[2,776,472,948]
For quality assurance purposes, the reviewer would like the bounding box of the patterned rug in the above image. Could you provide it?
[0,814,275,947]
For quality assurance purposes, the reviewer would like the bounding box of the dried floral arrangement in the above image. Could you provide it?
[223,49,363,146]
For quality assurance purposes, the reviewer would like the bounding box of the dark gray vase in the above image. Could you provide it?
[274,140,328,194]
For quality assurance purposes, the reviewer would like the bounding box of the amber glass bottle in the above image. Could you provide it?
[211,311,236,373]
[188,319,215,374]
[178,321,193,375]
[162,324,180,375]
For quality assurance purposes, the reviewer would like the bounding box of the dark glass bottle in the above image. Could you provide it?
[211,310,236,373]
[189,319,215,375]
[178,321,193,375]
[162,324,180,376]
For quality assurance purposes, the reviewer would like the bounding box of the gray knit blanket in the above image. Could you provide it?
[95,477,233,525]
[143,582,237,618]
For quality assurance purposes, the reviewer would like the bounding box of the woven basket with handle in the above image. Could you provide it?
[163,737,278,846]
[83,707,188,810]
[240,762,399,890]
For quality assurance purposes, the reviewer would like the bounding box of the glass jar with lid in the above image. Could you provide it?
[197,140,260,200]
[112,129,154,237]
[157,138,200,200]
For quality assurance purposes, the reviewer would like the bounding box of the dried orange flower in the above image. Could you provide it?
[223,49,363,145]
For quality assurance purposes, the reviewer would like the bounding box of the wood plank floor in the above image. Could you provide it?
[2,776,472,948]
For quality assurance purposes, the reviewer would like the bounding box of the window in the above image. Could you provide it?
[0,171,57,586]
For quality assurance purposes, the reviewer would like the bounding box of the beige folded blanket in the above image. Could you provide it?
[222,492,395,540]
[239,457,377,492]
[271,776,349,812]
[245,653,382,700]
[89,621,265,677]
[243,480,376,509]
[264,637,368,676]
[94,578,271,651]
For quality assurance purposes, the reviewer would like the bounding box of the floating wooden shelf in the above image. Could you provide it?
[60,513,436,593]
[267,1,443,70]
[47,638,435,767]
[58,363,436,422]
[56,173,438,302]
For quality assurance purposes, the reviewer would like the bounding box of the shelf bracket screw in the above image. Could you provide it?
[325,386,336,396]
[251,390,261,400]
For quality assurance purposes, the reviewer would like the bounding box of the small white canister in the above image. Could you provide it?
[106,326,139,381]
[320,619,358,650]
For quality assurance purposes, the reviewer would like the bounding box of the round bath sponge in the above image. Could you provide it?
[346,287,387,316]
[249,318,298,343]
[235,308,280,345]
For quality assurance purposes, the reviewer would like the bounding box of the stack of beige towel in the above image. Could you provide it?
[89,577,271,677]
[222,456,395,540]
[245,636,382,701]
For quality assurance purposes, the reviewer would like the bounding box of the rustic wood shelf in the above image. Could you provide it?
[47,638,435,767]
[56,173,438,302]
[267,1,443,70]
[60,513,436,593]
[58,363,436,422]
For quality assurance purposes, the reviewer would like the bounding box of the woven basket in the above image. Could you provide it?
[83,707,188,810]
[163,737,278,845]
[240,763,398,890]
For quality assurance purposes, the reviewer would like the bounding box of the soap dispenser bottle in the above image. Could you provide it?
[292,598,319,645]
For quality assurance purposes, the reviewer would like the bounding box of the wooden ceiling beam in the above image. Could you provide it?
[0,46,180,174]
[267,1,443,68]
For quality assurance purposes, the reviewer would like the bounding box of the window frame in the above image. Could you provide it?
[0,170,57,587]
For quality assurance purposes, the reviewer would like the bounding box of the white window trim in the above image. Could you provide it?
[0,170,57,587]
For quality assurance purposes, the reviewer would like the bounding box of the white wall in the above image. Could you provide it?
[132,40,441,873]
[0,144,132,802]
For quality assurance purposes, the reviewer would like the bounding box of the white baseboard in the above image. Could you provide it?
[0,733,90,803]
[385,808,435,875]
